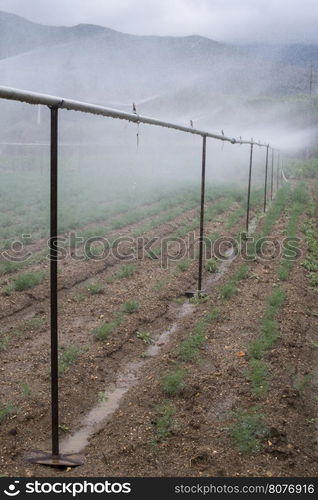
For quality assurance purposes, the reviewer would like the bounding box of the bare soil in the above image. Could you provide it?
[0,191,317,478]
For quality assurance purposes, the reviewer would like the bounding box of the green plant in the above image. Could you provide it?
[74,293,86,303]
[178,321,206,362]
[249,319,279,359]
[294,373,312,394]
[248,288,285,359]
[0,403,16,424]
[136,331,153,344]
[11,271,45,291]
[0,333,10,351]
[176,260,191,272]
[308,272,318,287]
[233,264,250,281]
[25,317,46,330]
[0,261,22,275]
[248,359,270,398]
[189,294,209,304]
[58,424,70,433]
[122,300,139,314]
[205,307,221,323]
[153,403,176,440]
[302,257,318,272]
[93,317,122,340]
[87,283,105,295]
[230,409,269,453]
[225,207,245,228]
[58,344,82,374]
[115,264,136,279]
[205,258,219,273]
[153,278,168,292]
[219,281,237,300]
[20,383,32,398]
[161,366,186,395]
[97,391,109,403]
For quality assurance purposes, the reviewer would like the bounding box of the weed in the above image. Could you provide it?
[115,264,136,279]
[219,281,237,300]
[97,391,109,403]
[230,409,269,453]
[122,300,139,314]
[205,307,221,323]
[266,288,285,316]
[153,403,176,440]
[178,321,206,362]
[87,283,105,295]
[161,366,186,395]
[0,261,22,275]
[294,373,312,394]
[25,317,45,330]
[248,287,285,359]
[225,207,245,228]
[0,333,10,351]
[205,258,219,273]
[153,278,168,292]
[189,294,209,304]
[93,317,122,340]
[58,424,70,433]
[249,319,279,359]
[74,293,86,303]
[20,383,32,398]
[58,344,82,374]
[136,331,153,344]
[176,260,191,272]
[248,359,270,398]
[277,263,289,281]
[302,257,318,272]
[0,403,16,424]
[12,271,45,292]
[233,264,249,281]
[308,272,318,287]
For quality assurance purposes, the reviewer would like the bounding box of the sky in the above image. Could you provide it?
[0,0,317,44]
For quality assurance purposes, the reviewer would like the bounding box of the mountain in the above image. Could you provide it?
[0,10,107,60]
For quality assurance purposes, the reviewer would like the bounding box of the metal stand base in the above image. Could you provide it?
[26,450,84,467]
[185,290,207,299]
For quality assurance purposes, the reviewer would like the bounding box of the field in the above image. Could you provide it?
[0,156,317,478]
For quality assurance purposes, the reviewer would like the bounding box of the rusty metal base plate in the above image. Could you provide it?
[26,450,84,467]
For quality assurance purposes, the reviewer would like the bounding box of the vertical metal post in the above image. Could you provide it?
[50,107,59,458]
[26,107,83,467]
[246,141,254,233]
[276,151,280,192]
[198,135,206,293]
[270,148,274,201]
[263,144,269,213]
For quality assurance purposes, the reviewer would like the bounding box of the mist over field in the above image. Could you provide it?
[0,6,317,209]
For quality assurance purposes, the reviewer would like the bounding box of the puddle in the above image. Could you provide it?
[61,216,259,455]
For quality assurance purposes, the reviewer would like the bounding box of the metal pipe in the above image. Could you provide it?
[246,142,254,233]
[270,148,274,201]
[276,151,280,191]
[0,86,267,147]
[50,107,59,457]
[198,135,207,293]
[263,144,269,213]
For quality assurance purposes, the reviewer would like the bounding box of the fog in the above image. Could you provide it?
[0,5,316,230]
